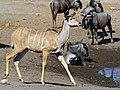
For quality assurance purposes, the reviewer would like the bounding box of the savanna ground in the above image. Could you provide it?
[0,0,120,90]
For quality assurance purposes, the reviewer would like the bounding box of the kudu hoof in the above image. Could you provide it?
[41,81,45,86]
[19,78,24,82]
[42,82,45,86]
[73,82,77,86]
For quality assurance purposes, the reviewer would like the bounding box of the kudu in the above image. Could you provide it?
[50,0,82,28]
[2,13,79,85]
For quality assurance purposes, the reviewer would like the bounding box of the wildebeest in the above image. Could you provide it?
[81,0,103,16]
[80,0,105,41]
[82,11,113,45]
[50,0,82,28]
[88,0,104,12]
[65,41,89,65]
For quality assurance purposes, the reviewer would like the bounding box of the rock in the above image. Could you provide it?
[35,13,40,16]
[5,23,10,27]
[22,17,27,20]
[110,7,120,10]
[1,79,8,84]
[1,79,10,85]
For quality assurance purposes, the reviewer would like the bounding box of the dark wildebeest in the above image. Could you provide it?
[88,0,104,12]
[80,0,104,39]
[50,0,82,28]
[65,41,89,65]
[81,0,104,17]
[82,11,113,45]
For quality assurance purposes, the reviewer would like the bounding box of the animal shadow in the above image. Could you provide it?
[85,57,98,63]
[98,38,120,45]
[23,81,73,86]
[0,43,10,48]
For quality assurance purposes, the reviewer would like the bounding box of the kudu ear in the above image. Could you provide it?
[70,12,76,17]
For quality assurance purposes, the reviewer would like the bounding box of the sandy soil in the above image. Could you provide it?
[0,0,120,90]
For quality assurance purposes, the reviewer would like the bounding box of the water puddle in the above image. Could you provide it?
[98,67,120,88]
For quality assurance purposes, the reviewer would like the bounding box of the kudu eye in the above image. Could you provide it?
[69,18,73,20]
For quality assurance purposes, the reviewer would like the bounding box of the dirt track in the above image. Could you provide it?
[0,0,120,90]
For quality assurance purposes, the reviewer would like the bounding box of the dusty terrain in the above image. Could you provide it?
[0,0,120,90]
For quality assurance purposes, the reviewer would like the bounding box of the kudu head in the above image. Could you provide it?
[64,12,79,27]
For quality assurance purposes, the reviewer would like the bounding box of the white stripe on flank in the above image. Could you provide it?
[12,29,17,47]
[33,31,38,48]
[18,29,21,40]
[37,32,42,46]
[28,29,32,48]
[18,29,22,47]
[40,32,45,49]
[21,28,24,48]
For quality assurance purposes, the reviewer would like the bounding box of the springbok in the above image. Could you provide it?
[50,0,82,28]
[1,13,79,85]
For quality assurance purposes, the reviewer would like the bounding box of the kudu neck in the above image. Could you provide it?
[57,20,70,46]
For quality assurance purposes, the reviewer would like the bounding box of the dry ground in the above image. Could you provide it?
[0,0,120,90]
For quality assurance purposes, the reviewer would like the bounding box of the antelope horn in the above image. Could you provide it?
[70,12,76,17]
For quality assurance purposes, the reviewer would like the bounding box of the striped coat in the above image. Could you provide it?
[11,27,58,52]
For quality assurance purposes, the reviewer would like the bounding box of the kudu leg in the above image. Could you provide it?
[41,51,48,85]
[5,50,22,79]
[14,61,23,82]
[58,55,76,85]
[13,49,28,82]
